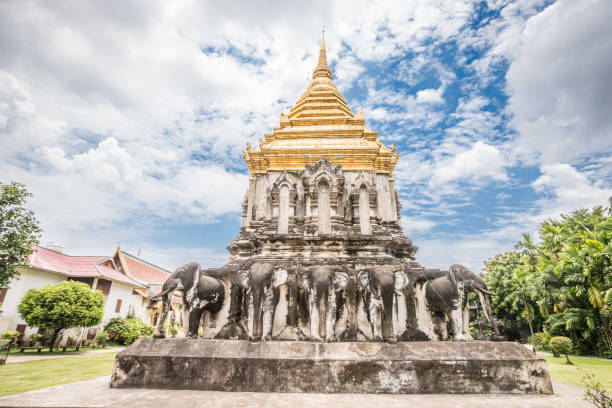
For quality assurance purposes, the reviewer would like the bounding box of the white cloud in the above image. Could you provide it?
[506,0,612,163]
[431,141,508,186]
[402,217,438,234]
[532,163,612,214]
[416,87,445,104]
[415,236,511,273]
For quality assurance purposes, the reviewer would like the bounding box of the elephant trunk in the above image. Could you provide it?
[316,281,329,338]
[381,283,394,338]
[477,290,499,335]
[251,286,264,340]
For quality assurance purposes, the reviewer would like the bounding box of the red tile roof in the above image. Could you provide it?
[121,253,170,285]
[98,264,145,288]
[29,245,145,288]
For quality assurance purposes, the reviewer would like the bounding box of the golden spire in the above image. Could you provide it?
[313,28,332,79]
[242,30,398,177]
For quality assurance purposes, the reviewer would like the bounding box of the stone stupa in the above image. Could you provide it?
[230,30,413,263]
[110,31,552,395]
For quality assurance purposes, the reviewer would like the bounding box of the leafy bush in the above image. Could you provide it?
[66,337,75,347]
[550,336,573,364]
[30,333,44,345]
[104,317,154,344]
[529,332,551,351]
[95,331,109,347]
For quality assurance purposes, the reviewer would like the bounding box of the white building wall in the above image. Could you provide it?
[102,282,147,325]
[0,268,65,334]
[0,267,149,338]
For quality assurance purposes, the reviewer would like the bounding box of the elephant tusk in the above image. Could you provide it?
[477,288,494,296]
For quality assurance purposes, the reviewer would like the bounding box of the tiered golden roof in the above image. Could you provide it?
[243,30,398,176]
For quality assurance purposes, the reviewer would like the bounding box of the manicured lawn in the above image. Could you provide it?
[545,355,612,389]
[0,352,117,397]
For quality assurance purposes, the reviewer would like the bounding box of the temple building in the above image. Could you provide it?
[112,33,550,396]
[0,243,180,344]
[229,31,416,264]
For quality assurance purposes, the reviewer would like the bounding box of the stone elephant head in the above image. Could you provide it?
[236,263,288,341]
[448,264,499,336]
[296,266,349,341]
[424,264,499,340]
[357,265,409,341]
[153,263,226,338]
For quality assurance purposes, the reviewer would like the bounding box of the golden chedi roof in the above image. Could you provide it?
[243,30,398,176]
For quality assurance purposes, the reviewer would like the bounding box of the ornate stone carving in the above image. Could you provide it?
[155,33,499,345]
[296,266,349,341]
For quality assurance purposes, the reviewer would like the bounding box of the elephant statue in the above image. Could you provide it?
[236,263,288,341]
[420,264,499,341]
[153,262,226,339]
[357,265,409,341]
[296,266,349,341]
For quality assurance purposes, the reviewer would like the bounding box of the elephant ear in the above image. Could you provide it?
[357,270,371,292]
[272,267,288,288]
[394,271,409,293]
[448,266,459,291]
[236,269,251,290]
[333,271,349,292]
[296,270,310,291]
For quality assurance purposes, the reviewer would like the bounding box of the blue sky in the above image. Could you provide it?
[1,0,611,272]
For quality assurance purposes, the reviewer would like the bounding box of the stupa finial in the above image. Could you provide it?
[313,28,332,79]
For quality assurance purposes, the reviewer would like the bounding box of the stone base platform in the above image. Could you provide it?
[110,339,552,394]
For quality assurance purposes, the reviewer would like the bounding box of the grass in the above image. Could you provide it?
[544,355,612,389]
[0,352,117,397]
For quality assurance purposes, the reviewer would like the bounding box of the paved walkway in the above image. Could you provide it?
[0,376,590,408]
[4,347,123,363]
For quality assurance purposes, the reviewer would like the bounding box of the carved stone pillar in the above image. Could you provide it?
[278,185,289,234]
[318,180,331,234]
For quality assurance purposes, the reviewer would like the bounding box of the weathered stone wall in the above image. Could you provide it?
[111,339,553,394]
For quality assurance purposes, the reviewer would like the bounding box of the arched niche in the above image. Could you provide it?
[359,185,372,235]
[349,171,376,235]
[270,171,298,235]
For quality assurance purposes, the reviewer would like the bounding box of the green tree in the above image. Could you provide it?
[482,249,543,339]
[0,182,41,288]
[484,199,612,355]
[17,280,105,351]
[549,336,574,364]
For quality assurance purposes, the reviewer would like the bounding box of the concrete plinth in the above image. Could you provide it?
[110,339,552,394]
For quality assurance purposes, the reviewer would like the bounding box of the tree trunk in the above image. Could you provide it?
[527,319,533,336]
[49,328,61,352]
